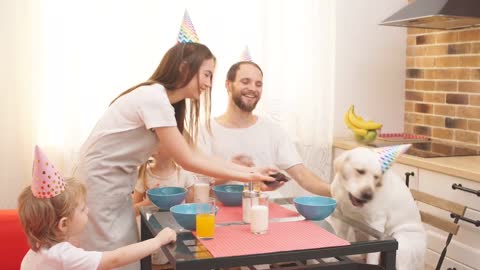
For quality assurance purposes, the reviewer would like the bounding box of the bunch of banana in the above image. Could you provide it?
[344,105,382,143]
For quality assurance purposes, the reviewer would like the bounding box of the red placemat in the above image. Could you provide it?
[377,133,429,142]
[196,221,350,257]
[216,202,299,223]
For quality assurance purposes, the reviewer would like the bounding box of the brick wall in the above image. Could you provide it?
[405,27,480,148]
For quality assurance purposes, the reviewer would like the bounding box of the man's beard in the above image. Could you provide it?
[232,89,259,112]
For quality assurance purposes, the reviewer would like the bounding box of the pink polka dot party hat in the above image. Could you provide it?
[31,145,66,199]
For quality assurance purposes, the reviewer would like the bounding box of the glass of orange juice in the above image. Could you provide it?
[196,197,215,239]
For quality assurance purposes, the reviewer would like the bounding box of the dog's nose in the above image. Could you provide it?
[361,189,373,201]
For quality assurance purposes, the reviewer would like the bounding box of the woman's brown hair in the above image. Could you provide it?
[111,42,215,143]
[17,178,86,251]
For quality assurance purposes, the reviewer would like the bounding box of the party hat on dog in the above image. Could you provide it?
[240,46,252,61]
[177,9,200,43]
[31,145,66,199]
[374,144,411,173]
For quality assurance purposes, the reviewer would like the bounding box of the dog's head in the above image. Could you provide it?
[334,147,383,207]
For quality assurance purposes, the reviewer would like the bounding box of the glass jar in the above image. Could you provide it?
[242,182,256,223]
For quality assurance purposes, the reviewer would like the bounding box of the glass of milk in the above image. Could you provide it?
[250,192,269,234]
[194,175,213,203]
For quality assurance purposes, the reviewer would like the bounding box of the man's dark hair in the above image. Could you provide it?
[226,61,263,82]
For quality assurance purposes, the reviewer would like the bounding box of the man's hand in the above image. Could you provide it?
[260,180,286,191]
[232,154,255,167]
[260,172,290,191]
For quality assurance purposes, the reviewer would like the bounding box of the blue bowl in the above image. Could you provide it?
[293,196,337,220]
[212,184,243,206]
[170,203,219,231]
[147,187,187,210]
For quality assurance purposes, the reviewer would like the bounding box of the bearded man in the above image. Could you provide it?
[197,61,330,198]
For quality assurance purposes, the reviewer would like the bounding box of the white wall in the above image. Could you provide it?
[333,0,407,136]
[0,0,408,208]
[0,0,35,209]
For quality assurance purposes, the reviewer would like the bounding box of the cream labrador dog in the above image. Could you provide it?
[330,147,426,270]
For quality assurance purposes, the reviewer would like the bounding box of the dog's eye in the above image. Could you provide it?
[356,169,365,175]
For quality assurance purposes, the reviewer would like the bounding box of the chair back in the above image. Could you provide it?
[410,190,466,235]
[410,189,468,270]
[0,209,30,270]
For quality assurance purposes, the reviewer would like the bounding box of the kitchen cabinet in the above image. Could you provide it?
[417,169,480,270]
[391,163,419,190]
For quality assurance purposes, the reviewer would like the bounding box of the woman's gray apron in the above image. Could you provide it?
[75,127,157,270]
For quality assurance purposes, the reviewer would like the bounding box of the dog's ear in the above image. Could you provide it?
[334,151,349,174]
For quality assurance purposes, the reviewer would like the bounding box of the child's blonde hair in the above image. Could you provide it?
[17,178,86,251]
[137,158,180,196]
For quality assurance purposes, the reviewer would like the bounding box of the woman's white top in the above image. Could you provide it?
[74,84,177,270]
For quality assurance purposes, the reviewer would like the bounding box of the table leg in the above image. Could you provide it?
[380,251,396,270]
[141,214,153,270]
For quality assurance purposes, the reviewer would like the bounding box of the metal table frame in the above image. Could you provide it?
[139,201,397,270]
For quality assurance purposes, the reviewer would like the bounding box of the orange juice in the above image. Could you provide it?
[196,213,215,238]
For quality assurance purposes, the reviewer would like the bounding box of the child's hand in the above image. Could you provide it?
[156,227,177,246]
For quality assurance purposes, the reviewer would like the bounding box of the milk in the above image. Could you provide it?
[250,205,269,234]
[242,196,259,223]
[194,183,210,203]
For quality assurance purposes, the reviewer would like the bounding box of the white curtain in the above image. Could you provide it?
[1,0,334,208]
[257,0,335,196]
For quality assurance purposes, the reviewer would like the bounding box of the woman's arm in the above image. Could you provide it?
[155,127,274,182]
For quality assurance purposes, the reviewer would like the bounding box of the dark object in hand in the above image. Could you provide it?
[264,172,291,187]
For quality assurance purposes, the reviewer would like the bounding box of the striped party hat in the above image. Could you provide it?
[374,144,411,173]
[240,46,252,61]
[31,145,66,199]
[177,9,200,43]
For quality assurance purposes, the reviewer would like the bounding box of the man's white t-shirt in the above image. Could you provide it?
[21,242,102,270]
[198,116,302,198]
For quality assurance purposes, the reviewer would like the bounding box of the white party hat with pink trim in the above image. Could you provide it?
[240,46,252,61]
[177,9,200,43]
[31,145,66,199]
[374,144,411,173]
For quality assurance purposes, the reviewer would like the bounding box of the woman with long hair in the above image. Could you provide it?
[74,43,273,270]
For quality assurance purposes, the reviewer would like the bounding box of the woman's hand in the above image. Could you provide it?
[248,166,277,183]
